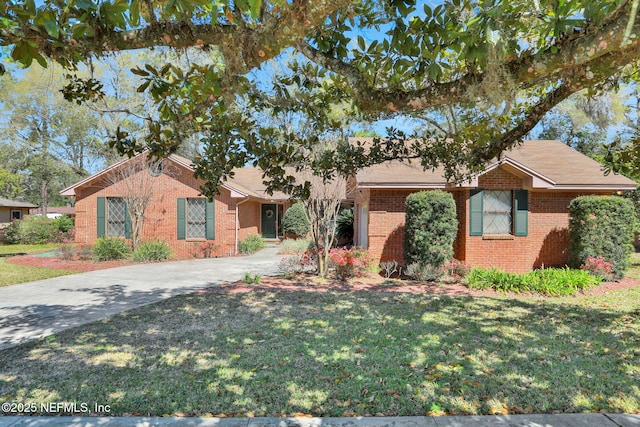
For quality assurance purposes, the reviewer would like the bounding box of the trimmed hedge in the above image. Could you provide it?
[403,190,458,270]
[282,203,310,237]
[568,195,635,278]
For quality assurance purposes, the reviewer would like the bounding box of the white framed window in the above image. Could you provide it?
[10,210,22,220]
[107,197,127,237]
[483,190,512,235]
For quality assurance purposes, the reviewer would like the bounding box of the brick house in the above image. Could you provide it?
[350,139,637,273]
[61,153,289,258]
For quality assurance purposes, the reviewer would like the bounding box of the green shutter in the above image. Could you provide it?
[469,189,483,236]
[124,202,132,239]
[97,197,106,237]
[177,198,186,240]
[514,190,528,236]
[206,199,215,240]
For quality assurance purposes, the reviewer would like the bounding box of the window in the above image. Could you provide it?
[107,197,127,237]
[470,189,528,237]
[97,197,130,238]
[177,198,215,240]
[483,190,512,235]
[10,210,22,220]
[187,198,206,239]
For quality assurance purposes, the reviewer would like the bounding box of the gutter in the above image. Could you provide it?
[235,198,250,255]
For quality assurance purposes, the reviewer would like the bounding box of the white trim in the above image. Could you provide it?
[10,209,22,220]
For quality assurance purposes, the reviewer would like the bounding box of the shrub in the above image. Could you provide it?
[404,190,457,271]
[93,237,131,261]
[238,233,266,254]
[580,256,615,281]
[279,238,312,255]
[242,272,261,284]
[282,203,310,237]
[465,267,601,296]
[191,241,220,258]
[132,240,172,262]
[568,195,635,278]
[380,260,400,279]
[4,214,74,244]
[335,209,354,241]
[441,259,468,281]
[328,246,374,281]
[405,262,442,281]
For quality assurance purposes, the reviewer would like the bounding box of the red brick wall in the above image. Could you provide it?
[358,167,613,272]
[74,163,254,258]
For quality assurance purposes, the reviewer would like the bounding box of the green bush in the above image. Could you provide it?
[568,196,635,278]
[279,238,312,255]
[404,190,457,270]
[282,203,310,237]
[238,233,266,254]
[4,215,74,244]
[465,267,601,296]
[132,240,172,262]
[93,237,131,261]
[336,209,354,241]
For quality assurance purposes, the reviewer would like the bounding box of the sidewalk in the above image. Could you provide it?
[1,414,639,426]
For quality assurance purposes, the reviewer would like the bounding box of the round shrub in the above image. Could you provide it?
[93,237,131,261]
[282,203,310,237]
[568,195,635,278]
[403,190,458,270]
[132,240,172,261]
[238,233,266,254]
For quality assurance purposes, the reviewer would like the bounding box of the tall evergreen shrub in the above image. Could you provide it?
[282,203,310,237]
[404,190,458,269]
[568,195,635,278]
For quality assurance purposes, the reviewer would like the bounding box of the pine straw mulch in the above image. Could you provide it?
[212,273,640,298]
[7,253,640,297]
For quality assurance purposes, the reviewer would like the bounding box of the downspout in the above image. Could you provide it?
[235,198,250,255]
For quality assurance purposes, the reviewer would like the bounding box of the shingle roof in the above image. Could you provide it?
[354,139,637,190]
[0,198,38,208]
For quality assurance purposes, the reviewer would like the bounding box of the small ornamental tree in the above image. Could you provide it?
[568,195,635,278]
[282,203,310,237]
[404,190,458,270]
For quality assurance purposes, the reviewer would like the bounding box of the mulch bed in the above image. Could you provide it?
[6,253,134,272]
[8,253,640,297]
[213,274,640,298]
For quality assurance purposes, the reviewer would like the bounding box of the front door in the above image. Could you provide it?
[261,204,277,238]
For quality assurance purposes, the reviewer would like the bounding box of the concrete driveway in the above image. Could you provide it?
[0,247,282,350]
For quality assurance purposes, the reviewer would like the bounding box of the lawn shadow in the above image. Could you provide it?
[0,289,638,417]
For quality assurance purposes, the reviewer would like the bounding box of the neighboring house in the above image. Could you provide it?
[29,206,76,219]
[350,139,637,273]
[61,154,290,257]
[0,198,37,225]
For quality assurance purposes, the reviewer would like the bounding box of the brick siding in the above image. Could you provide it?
[73,163,268,258]
[357,167,613,273]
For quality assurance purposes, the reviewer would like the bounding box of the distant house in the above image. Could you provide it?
[350,139,637,273]
[29,206,76,219]
[0,198,37,224]
[61,154,290,257]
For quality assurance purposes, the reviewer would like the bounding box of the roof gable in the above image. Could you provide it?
[354,139,637,191]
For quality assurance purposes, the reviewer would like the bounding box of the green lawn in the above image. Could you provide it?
[0,243,76,287]
[1,283,638,417]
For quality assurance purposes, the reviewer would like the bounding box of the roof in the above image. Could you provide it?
[29,206,75,215]
[0,198,37,208]
[59,152,290,201]
[354,139,637,191]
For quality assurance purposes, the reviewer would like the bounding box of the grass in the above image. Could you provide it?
[0,258,76,287]
[0,243,62,255]
[0,243,77,287]
[0,285,638,417]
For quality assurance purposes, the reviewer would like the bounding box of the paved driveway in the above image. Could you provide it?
[0,248,282,350]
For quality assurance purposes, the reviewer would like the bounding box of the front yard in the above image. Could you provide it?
[1,273,638,417]
[0,244,76,287]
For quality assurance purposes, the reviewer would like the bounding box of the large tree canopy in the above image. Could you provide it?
[2,0,640,196]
